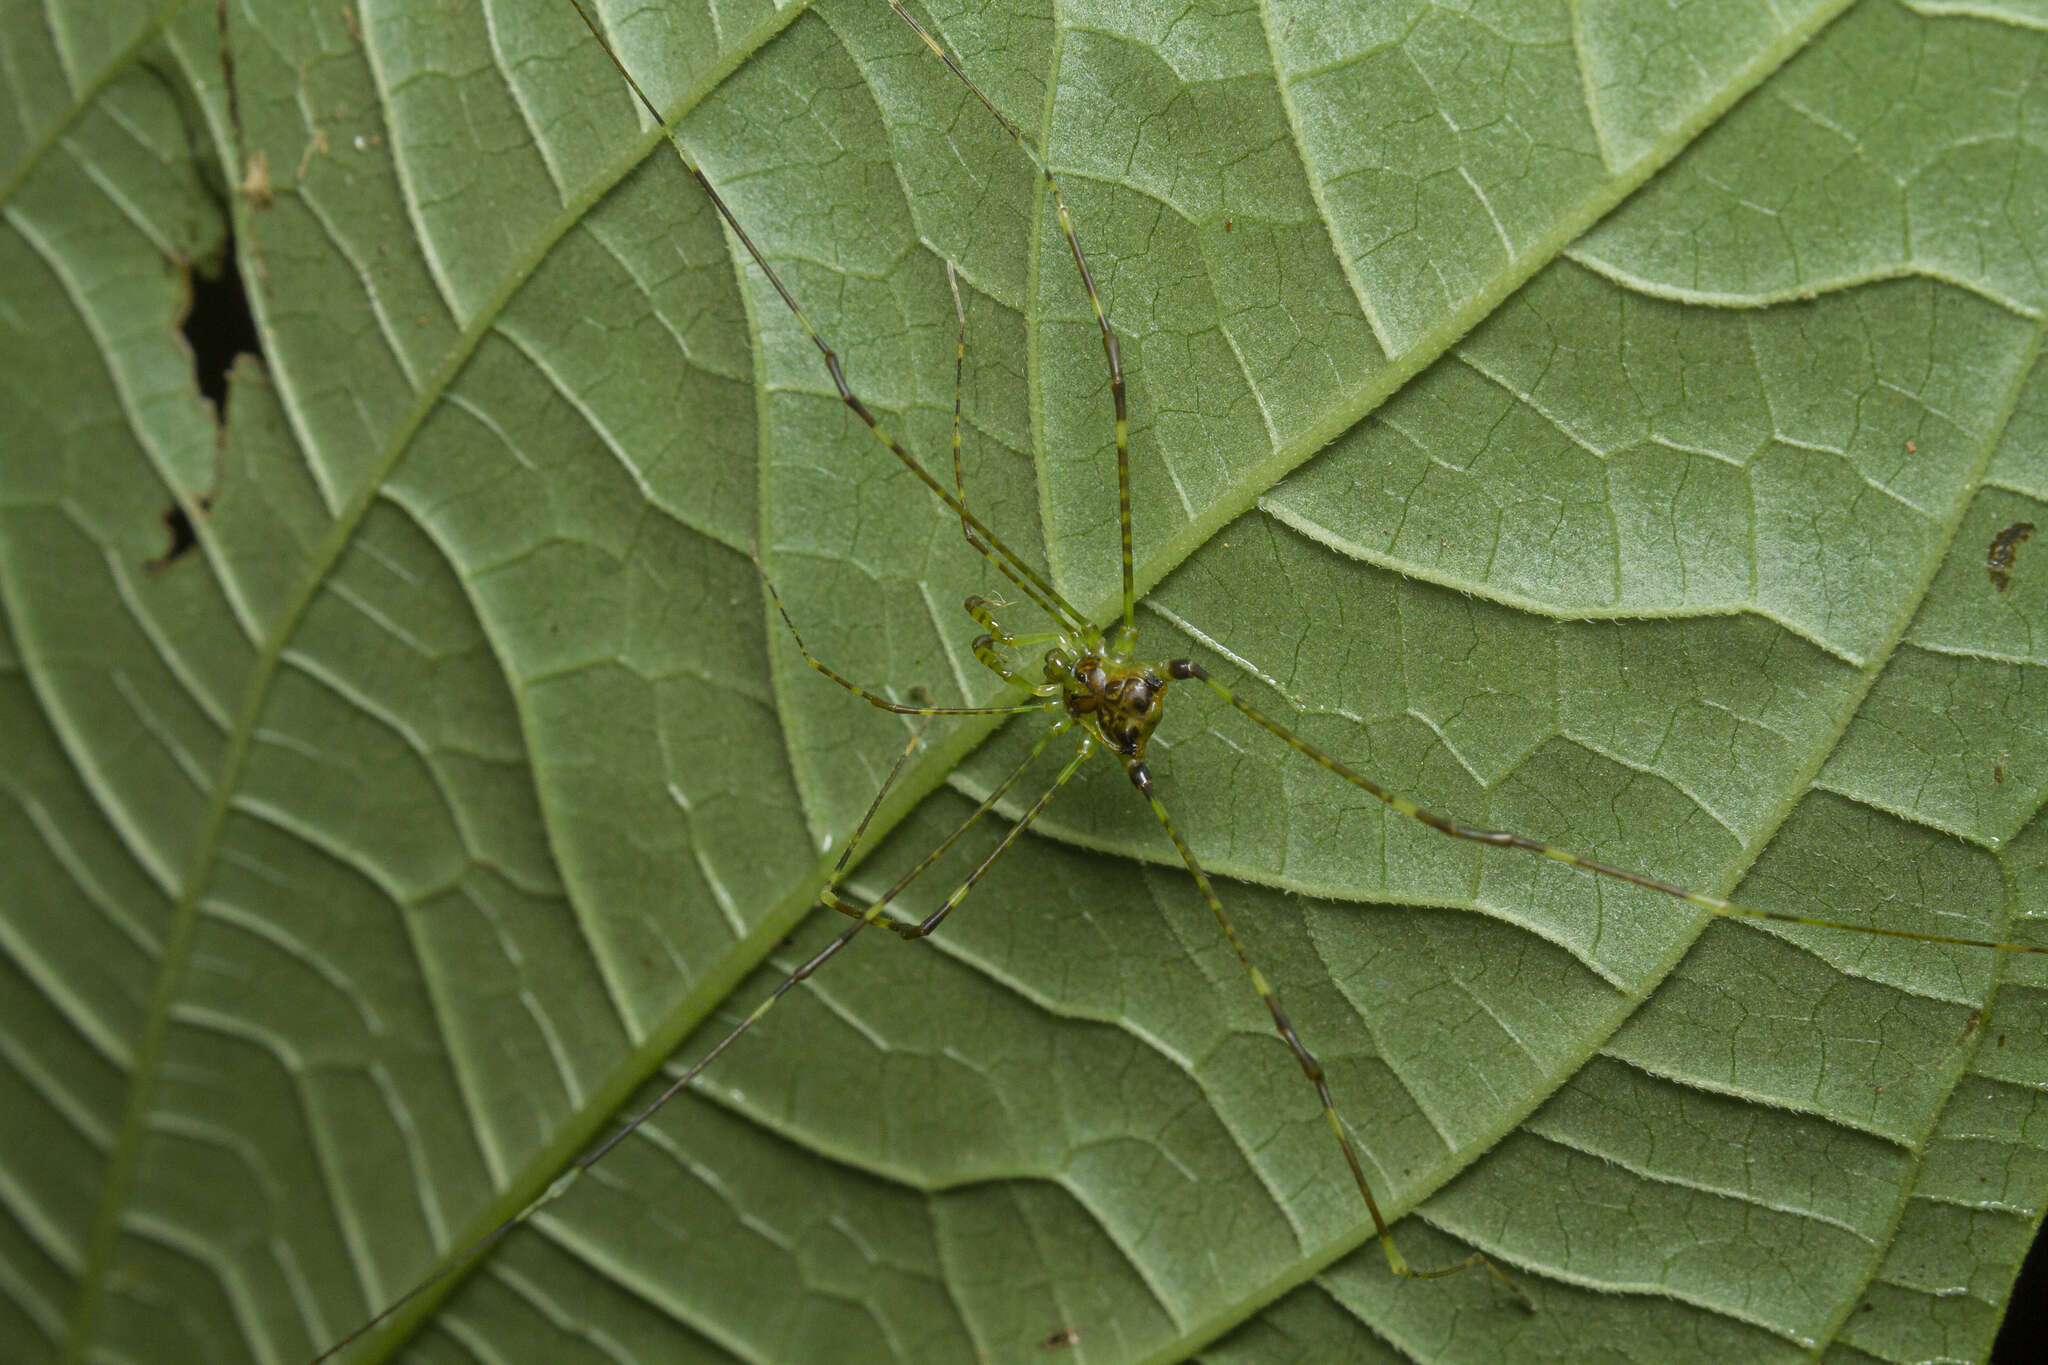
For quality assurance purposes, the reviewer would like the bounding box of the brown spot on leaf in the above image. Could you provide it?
[239,149,273,211]
[296,127,330,182]
[1988,521,2036,592]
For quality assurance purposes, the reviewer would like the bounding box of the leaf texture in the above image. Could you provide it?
[2,1,2046,1363]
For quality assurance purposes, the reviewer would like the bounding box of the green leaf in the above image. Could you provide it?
[3,1,2045,1363]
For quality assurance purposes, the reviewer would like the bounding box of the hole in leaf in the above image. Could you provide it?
[179,234,261,418]
[146,495,212,573]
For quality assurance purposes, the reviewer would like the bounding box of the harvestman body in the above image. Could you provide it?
[312,3,2048,1357]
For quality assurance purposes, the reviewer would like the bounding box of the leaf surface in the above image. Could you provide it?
[3,1,2046,1363]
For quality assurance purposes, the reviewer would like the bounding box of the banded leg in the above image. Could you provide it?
[568,0,1090,637]
[933,263,1081,650]
[754,549,1058,717]
[943,261,985,561]
[311,694,941,1362]
[1168,658,2048,957]
[1124,760,1531,1306]
[820,720,1068,936]
[969,633,1043,690]
[963,595,1061,689]
[828,731,1093,946]
[599,735,1090,1160]
[607,735,1088,1175]
[893,1,1136,645]
[896,734,1094,940]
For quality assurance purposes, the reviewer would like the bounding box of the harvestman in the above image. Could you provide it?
[315,3,2048,1356]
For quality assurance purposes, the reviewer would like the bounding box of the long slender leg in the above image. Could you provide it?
[928,259,1079,635]
[819,689,943,892]
[944,261,982,556]
[1169,658,2048,956]
[580,740,1094,1179]
[755,550,1059,717]
[563,733,1090,1213]
[568,0,1089,636]
[313,696,941,1362]
[820,720,1067,937]
[898,736,1094,939]
[892,2,1135,646]
[1124,759,1532,1306]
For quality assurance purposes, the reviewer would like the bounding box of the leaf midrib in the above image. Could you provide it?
[56,4,835,1355]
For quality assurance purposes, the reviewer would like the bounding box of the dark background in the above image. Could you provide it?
[1995,1234,2045,1362]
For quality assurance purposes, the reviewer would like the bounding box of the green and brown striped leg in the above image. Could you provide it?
[935,259,1084,646]
[568,0,1091,638]
[943,261,984,557]
[1167,658,2048,957]
[754,549,1060,718]
[961,595,1055,690]
[892,1,1136,646]
[1122,757,1532,1306]
[820,720,1068,937]
[887,733,1095,940]
[679,734,1088,1154]
[312,696,941,1362]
